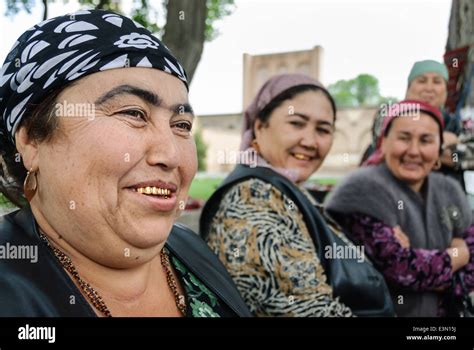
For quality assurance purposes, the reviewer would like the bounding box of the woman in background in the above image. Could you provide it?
[326,100,474,317]
[201,74,393,317]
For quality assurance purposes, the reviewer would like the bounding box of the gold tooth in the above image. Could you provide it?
[136,186,171,196]
[294,153,308,160]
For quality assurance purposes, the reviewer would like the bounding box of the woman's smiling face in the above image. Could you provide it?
[26,67,197,267]
[254,89,335,183]
[381,112,441,192]
[406,72,447,108]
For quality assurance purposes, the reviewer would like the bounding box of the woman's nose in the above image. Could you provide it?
[146,124,180,170]
[406,140,421,156]
[425,81,436,91]
[300,129,318,148]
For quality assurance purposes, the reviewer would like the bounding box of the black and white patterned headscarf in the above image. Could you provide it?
[0,9,188,145]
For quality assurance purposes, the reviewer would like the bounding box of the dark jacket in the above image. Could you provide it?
[0,206,251,317]
[200,165,395,317]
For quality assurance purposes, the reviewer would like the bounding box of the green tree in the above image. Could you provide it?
[328,73,397,108]
[4,0,235,83]
[193,127,207,171]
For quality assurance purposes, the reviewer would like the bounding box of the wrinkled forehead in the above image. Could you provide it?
[57,67,189,106]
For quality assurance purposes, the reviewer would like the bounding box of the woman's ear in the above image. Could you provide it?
[253,118,265,139]
[380,137,387,157]
[15,126,39,171]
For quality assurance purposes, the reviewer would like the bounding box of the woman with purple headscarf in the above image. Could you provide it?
[200,74,394,317]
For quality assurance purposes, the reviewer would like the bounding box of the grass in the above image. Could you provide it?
[307,177,340,186]
[0,193,17,208]
[189,178,225,200]
[188,176,340,200]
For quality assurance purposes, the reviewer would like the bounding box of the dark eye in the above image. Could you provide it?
[317,127,332,135]
[118,109,147,121]
[290,121,305,128]
[173,121,193,132]
[421,137,434,144]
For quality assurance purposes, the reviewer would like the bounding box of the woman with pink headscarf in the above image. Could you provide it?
[326,100,474,317]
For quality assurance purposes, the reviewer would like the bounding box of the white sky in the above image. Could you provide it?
[0,0,452,115]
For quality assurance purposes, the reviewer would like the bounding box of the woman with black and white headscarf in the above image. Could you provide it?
[0,9,250,317]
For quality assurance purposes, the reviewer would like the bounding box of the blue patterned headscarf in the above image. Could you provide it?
[0,9,188,145]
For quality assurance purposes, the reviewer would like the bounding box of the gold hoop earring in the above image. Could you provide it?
[251,139,260,154]
[23,168,38,202]
[433,159,442,170]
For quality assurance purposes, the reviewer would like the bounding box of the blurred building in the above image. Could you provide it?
[195,46,377,177]
[242,46,323,109]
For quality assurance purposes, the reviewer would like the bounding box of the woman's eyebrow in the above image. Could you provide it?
[95,84,162,106]
[287,112,310,121]
[94,84,194,117]
[171,103,194,117]
[287,112,334,126]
